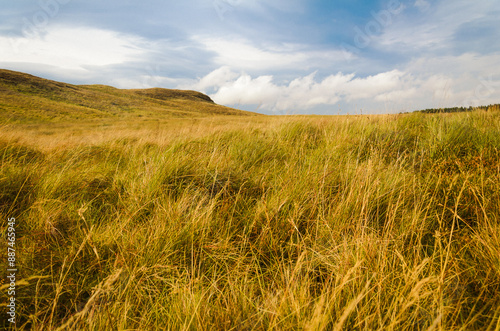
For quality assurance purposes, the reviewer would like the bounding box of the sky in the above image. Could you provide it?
[1,0,499,114]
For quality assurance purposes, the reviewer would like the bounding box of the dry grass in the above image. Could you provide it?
[1,110,500,330]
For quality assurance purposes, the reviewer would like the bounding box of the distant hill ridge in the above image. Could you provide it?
[0,69,255,122]
[130,88,215,103]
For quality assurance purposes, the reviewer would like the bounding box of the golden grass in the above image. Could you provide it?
[1,110,500,330]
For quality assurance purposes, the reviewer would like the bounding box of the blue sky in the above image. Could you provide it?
[1,0,499,114]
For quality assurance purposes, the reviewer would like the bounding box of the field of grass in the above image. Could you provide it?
[1,109,500,330]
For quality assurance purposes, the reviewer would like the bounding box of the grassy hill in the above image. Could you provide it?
[0,69,256,123]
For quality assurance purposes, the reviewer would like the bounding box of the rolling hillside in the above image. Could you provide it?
[0,69,256,122]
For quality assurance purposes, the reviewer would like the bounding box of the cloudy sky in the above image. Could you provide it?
[1,0,499,114]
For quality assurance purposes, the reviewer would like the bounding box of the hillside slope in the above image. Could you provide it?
[0,69,256,122]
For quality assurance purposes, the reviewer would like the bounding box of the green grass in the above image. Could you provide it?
[1,109,500,330]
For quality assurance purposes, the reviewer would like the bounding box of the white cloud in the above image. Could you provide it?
[341,70,404,101]
[193,36,307,71]
[375,88,418,102]
[192,36,346,72]
[189,66,239,91]
[195,67,413,112]
[212,73,281,107]
[0,25,146,71]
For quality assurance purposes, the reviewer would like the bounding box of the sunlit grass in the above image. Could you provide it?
[1,110,500,330]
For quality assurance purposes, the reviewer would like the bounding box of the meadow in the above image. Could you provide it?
[1,109,500,330]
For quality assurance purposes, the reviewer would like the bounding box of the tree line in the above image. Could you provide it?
[419,104,500,113]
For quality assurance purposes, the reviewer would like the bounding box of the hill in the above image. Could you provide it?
[0,69,256,122]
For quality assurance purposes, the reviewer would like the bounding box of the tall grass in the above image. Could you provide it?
[1,110,500,330]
